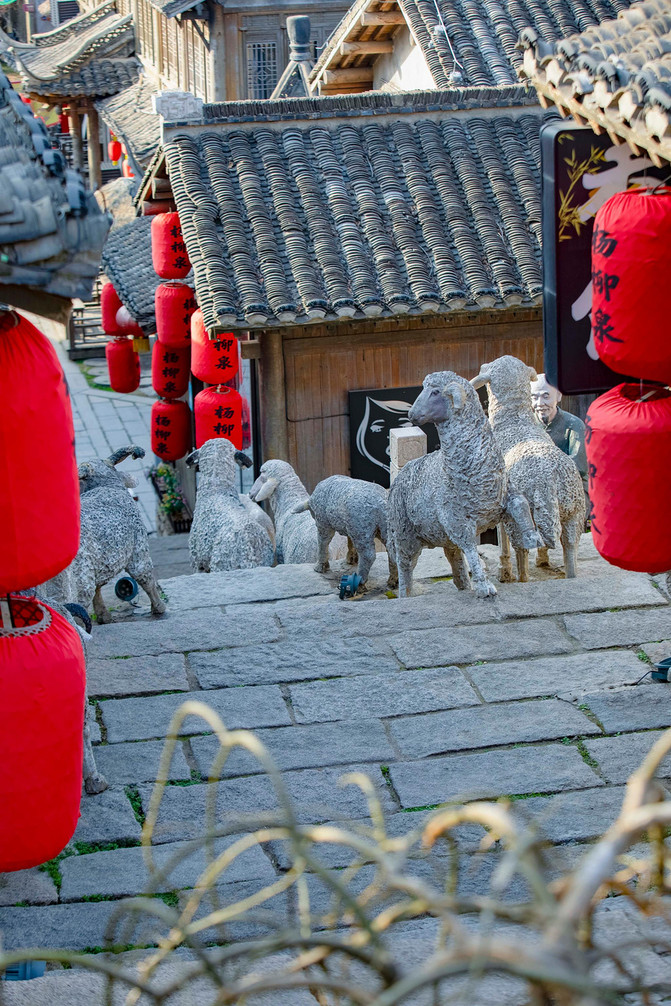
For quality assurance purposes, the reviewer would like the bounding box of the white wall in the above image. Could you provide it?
[373,26,434,91]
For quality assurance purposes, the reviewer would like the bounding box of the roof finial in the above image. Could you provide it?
[286,15,311,62]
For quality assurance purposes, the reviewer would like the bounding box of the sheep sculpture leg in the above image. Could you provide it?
[127,549,166,617]
[497,525,515,583]
[536,546,550,567]
[561,515,582,579]
[314,525,335,573]
[92,584,111,624]
[346,537,358,566]
[443,542,470,590]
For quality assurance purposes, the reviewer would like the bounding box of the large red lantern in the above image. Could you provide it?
[151,212,190,280]
[107,139,122,162]
[151,341,190,399]
[59,113,70,134]
[115,305,144,339]
[586,383,671,573]
[151,399,191,460]
[592,189,671,382]
[0,596,85,871]
[194,386,243,449]
[0,311,79,593]
[101,282,123,335]
[190,310,239,385]
[106,336,140,393]
[155,283,196,346]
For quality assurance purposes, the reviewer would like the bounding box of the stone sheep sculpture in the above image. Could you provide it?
[249,459,347,565]
[186,438,275,572]
[471,356,585,580]
[387,371,542,598]
[44,446,165,624]
[294,475,398,589]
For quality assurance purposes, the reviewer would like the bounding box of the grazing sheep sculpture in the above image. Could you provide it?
[294,475,397,588]
[44,446,165,624]
[187,439,275,572]
[471,356,585,580]
[387,371,542,598]
[249,460,347,565]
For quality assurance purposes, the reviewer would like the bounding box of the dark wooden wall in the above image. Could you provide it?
[273,307,544,490]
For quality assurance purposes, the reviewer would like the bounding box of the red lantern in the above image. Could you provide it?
[151,399,191,461]
[586,383,671,573]
[106,336,140,393]
[592,189,671,382]
[194,386,243,449]
[151,341,190,399]
[151,212,191,280]
[101,282,123,335]
[122,159,135,179]
[0,596,85,871]
[190,310,239,385]
[0,312,79,592]
[108,139,122,162]
[59,113,69,134]
[115,305,144,339]
[241,395,251,450]
[155,282,196,347]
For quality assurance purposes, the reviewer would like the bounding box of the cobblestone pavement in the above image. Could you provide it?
[2,536,671,1002]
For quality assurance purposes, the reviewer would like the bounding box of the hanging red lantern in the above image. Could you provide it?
[155,282,196,347]
[592,189,671,382]
[0,311,79,592]
[190,310,239,385]
[151,341,190,399]
[151,399,191,460]
[115,304,144,339]
[101,282,123,335]
[106,336,140,394]
[586,383,671,573]
[0,596,85,871]
[121,159,135,179]
[59,113,70,134]
[241,395,251,450]
[107,139,122,162]
[194,386,243,449]
[151,212,191,280]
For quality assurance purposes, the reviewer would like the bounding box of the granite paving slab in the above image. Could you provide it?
[72,788,142,845]
[138,763,396,843]
[390,618,574,669]
[512,786,627,844]
[92,739,191,784]
[494,569,665,619]
[564,607,671,650]
[86,653,189,697]
[0,900,152,951]
[641,639,671,665]
[0,868,57,906]
[160,565,334,610]
[60,837,275,901]
[90,607,281,659]
[189,635,400,689]
[288,666,480,723]
[467,650,645,703]
[389,742,603,808]
[191,719,395,776]
[579,684,671,733]
[387,699,599,759]
[584,731,668,785]
[100,685,291,742]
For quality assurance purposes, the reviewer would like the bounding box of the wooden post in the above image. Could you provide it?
[68,104,83,172]
[259,329,288,461]
[222,12,240,100]
[85,103,102,191]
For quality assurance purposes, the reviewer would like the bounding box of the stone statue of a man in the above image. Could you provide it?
[530,374,589,503]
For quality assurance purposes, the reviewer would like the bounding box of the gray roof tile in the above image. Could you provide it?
[96,74,161,170]
[101,216,158,328]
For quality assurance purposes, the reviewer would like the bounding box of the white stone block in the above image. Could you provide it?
[389,426,426,482]
[152,91,204,122]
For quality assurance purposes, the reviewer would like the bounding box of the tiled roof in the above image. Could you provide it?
[101,216,158,329]
[96,74,161,171]
[27,57,141,99]
[0,1,134,92]
[164,89,543,331]
[0,73,109,305]
[520,0,671,164]
[145,0,202,18]
[311,0,631,91]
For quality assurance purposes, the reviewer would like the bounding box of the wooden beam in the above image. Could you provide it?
[340,40,393,55]
[359,11,405,25]
[323,67,374,84]
[68,104,83,172]
[85,103,102,192]
[259,330,288,461]
[151,177,173,198]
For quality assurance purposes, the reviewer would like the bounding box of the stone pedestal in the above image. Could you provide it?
[389,426,426,483]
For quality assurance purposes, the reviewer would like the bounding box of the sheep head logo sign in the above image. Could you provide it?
[348,386,439,488]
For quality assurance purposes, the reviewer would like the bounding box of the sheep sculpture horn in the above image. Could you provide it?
[107,445,145,467]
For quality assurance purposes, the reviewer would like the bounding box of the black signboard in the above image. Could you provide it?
[541,120,665,394]
[348,386,440,488]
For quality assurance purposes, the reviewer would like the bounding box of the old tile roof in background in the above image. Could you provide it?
[520,0,671,164]
[312,0,631,90]
[28,57,141,99]
[163,88,543,331]
[0,72,109,306]
[101,216,158,328]
[96,75,161,170]
[0,1,135,94]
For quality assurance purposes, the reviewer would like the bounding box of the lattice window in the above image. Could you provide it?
[166,17,179,83]
[184,19,208,98]
[246,41,278,100]
[137,0,155,62]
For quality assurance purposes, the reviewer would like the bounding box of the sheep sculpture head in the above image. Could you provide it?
[408,371,475,428]
[470,356,538,401]
[186,438,252,485]
[249,460,296,502]
[77,445,146,494]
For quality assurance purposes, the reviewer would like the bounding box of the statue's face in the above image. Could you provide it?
[530,375,561,424]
